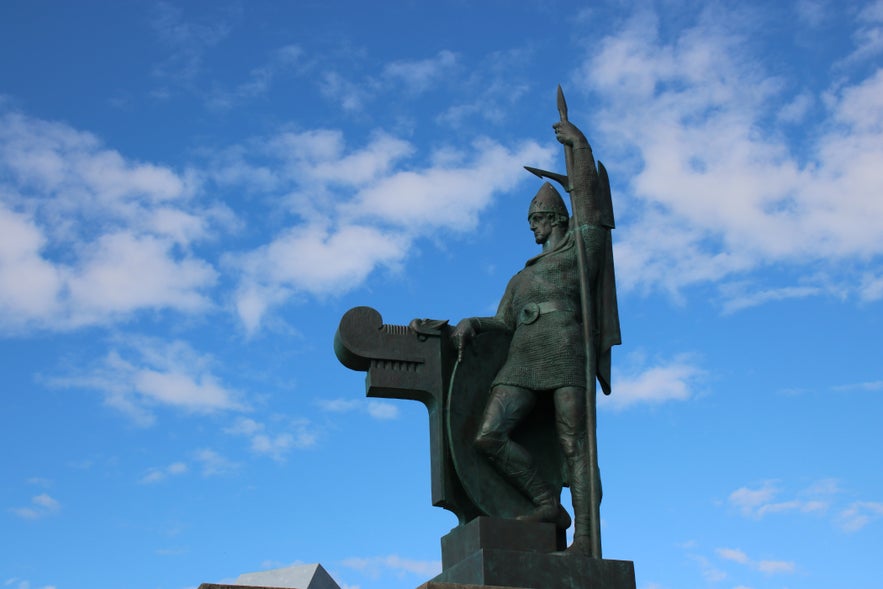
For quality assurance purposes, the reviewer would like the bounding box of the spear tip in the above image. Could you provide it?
[557,85,568,122]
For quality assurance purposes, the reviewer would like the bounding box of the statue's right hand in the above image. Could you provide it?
[451,319,476,362]
[553,120,588,149]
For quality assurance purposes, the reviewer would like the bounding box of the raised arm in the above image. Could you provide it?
[552,120,605,227]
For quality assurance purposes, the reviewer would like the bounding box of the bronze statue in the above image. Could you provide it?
[334,88,624,571]
[451,91,621,556]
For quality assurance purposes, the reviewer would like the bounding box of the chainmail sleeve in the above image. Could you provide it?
[469,274,517,335]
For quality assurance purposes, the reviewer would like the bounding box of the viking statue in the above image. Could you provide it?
[451,92,621,555]
[334,88,622,562]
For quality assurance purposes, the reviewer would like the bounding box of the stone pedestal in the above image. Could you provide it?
[428,517,636,589]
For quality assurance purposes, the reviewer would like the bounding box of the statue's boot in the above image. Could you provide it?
[476,433,571,530]
[566,534,592,556]
[564,436,601,554]
[517,490,572,530]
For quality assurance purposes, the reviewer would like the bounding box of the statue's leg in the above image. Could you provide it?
[475,385,569,528]
[554,386,599,553]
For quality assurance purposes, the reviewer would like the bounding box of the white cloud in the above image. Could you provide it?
[10,493,61,519]
[47,337,243,426]
[225,416,318,461]
[320,71,375,113]
[382,50,458,94]
[687,553,727,583]
[719,284,822,314]
[140,461,189,484]
[0,109,220,333]
[226,417,264,436]
[341,137,551,231]
[755,560,796,574]
[66,232,216,320]
[318,398,399,421]
[226,129,554,333]
[3,579,58,589]
[571,6,883,306]
[777,91,815,124]
[833,379,883,392]
[716,547,749,564]
[756,499,828,517]
[715,546,796,575]
[0,206,63,322]
[193,448,239,476]
[841,0,883,64]
[602,353,704,410]
[837,501,883,532]
[728,478,845,522]
[239,223,406,293]
[366,401,399,420]
[728,481,781,517]
[859,271,883,301]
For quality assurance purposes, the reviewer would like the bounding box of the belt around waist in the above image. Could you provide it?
[518,301,576,325]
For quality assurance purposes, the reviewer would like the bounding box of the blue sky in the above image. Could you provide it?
[1,1,882,589]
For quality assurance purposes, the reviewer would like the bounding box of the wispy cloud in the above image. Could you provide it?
[719,284,823,314]
[795,0,830,27]
[435,48,533,127]
[726,478,882,532]
[602,353,704,410]
[339,555,441,579]
[47,337,244,426]
[716,546,796,575]
[207,44,305,110]
[832,379,883,392]
[3,578,58,589]
[193,448,239,477]
[728,479,835,518]
[836,500,883,532]
[140,462,188,484]
[319,71,377,113]
[10,493,61,519]
[686,553,727,583]
[839,0,883,65]
[225,417,318,461]
[382,50,458,95]
[149,2,232,87]
[318,398,399,420]
[318,49,459,112]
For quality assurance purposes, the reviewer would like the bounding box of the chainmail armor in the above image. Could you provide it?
[472,224,608,391]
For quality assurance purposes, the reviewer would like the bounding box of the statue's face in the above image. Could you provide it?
[529,212,554,245]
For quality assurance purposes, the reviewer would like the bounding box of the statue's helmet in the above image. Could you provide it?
[527,182,568,220]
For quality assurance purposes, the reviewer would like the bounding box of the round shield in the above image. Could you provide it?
[446,330,566,518]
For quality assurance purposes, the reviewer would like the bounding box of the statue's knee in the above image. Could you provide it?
[558,435,584,460]
[474,431,504,457]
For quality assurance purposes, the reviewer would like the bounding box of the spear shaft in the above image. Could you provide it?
[557,85,603,558]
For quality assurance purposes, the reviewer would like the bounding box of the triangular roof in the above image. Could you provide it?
[234,563,340,589]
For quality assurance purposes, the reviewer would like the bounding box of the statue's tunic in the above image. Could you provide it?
[474,224,615,392]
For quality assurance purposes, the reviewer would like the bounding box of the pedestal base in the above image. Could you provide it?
[430,517,636,589]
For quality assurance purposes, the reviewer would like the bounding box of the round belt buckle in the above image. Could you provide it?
[519,302,540,325]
